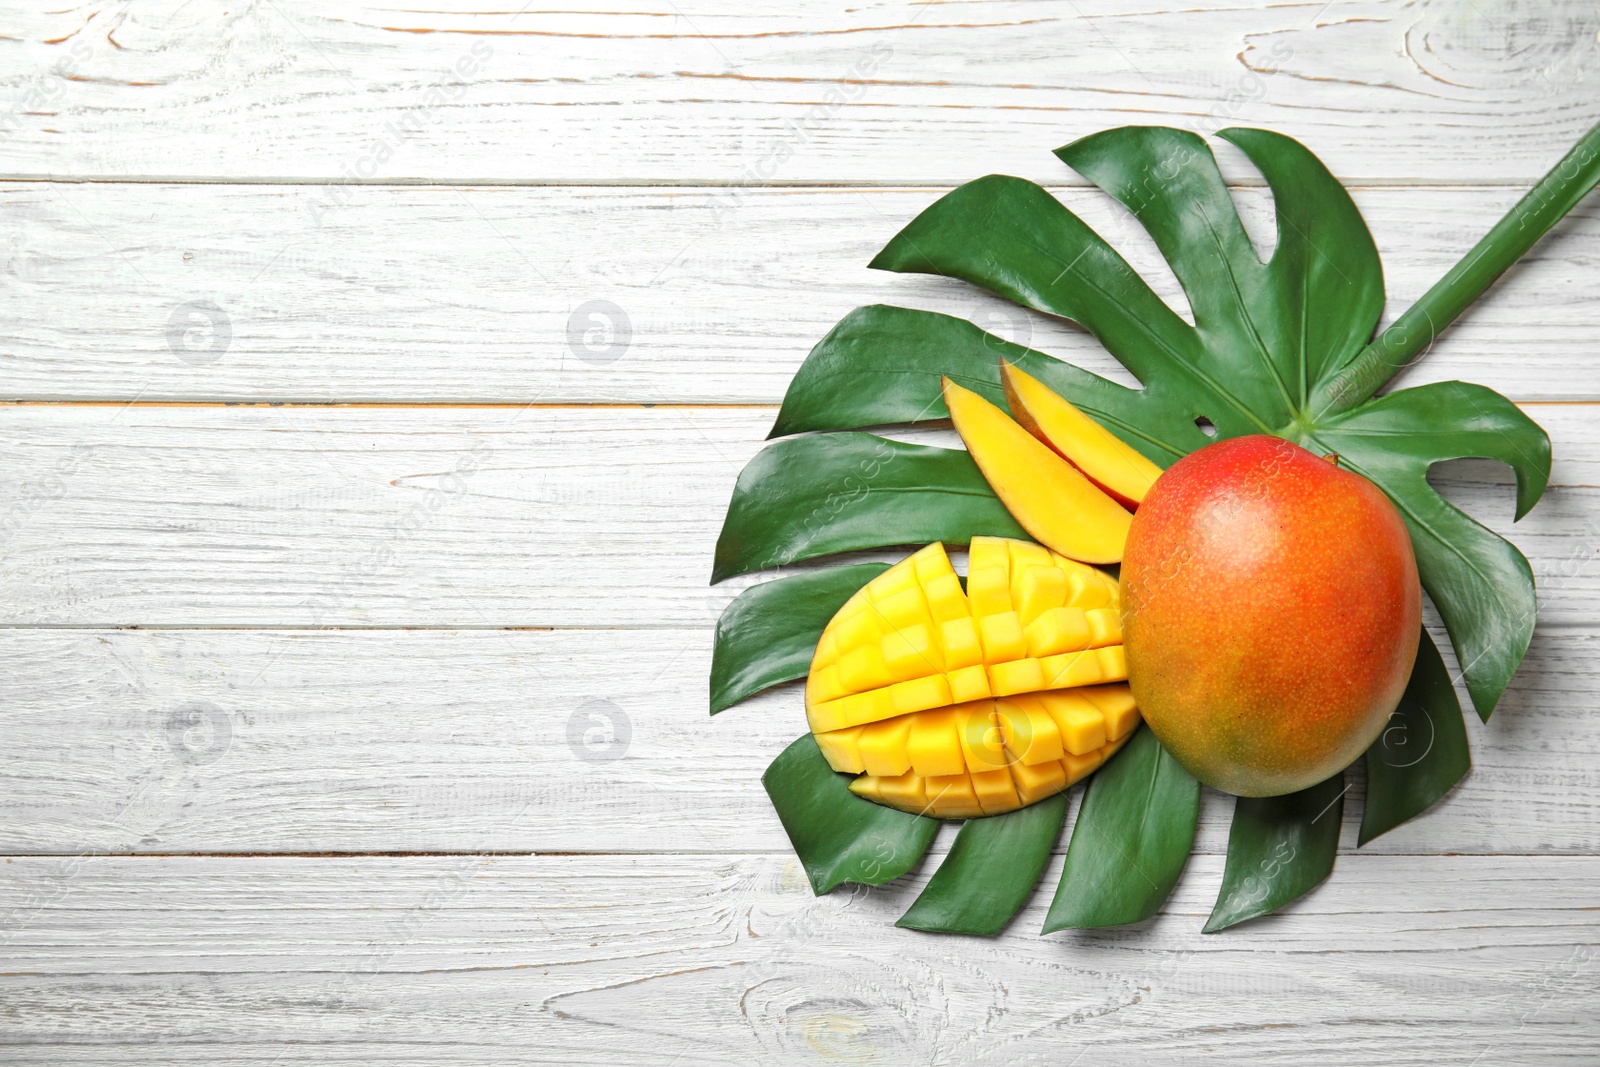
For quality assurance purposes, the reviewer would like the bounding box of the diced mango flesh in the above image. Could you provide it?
[827,684,1141,818]
[821,686,1139,777]
[806,540,1126,734]
[807,537,1141,818]
[848,721,1136,818]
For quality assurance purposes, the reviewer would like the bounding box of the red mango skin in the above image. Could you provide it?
[1120,435,1421,797]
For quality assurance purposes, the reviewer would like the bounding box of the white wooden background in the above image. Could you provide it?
[1,1,1597,1063]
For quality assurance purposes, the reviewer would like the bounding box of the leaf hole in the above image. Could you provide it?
[1195,416,1218,437]
[1213,144,1280,264]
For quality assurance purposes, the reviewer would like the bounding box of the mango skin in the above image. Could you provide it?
[1120,435,1421,797]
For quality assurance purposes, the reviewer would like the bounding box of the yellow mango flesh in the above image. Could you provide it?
[808,537,1143,818]
[1000,361,1164,509]
[806,540,1126,734]
[942,378,1132,564]
[846,706,1138,818]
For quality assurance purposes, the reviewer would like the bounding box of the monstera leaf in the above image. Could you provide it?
[711,120,1599,933]
[710,564,889,714]
[712,433,1024,583]
[811,126,1560,721]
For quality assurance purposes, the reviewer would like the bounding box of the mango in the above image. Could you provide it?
[807,537,1141,817]
[1000,361,1164,508]
[1120,435,1422,796]
[942,378,1132,563]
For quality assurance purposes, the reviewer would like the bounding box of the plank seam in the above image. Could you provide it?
[0,850,1593,859]
[0,623,1594,633]
[0,400,1593,409]
[0,176,1564,189]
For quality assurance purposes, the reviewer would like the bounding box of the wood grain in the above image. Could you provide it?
[0,1,1595,184]
[3,0,1598,1054]
[0,625,1595,856]
[1,182,1597,403]
[1,854,1596,1064]
[0,404,1591,628]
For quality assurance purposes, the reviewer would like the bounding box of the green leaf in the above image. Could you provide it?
[872,174,1249,455]
[763,734,939,895]
[896,792,1069,935]
[768,304,1018,437]
[868,124,1556,723]
[1360,628,1472,845]
[1042,728,1199,932]
[767,305,1178,468]
[1310,382,1551,718]
[716,122,1595,933]
[710,564,889,714]
[870,128,1385,453]
[1058,126,1384,410]
[1204,772,1345,933]
[711,432,1025,584]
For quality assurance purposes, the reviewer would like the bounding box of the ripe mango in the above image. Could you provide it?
[1120,435,1422,797]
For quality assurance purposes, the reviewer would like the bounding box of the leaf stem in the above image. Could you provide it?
[1317,118,1600,418]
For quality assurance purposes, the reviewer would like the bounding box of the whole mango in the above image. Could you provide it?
[1120,435,1421,796]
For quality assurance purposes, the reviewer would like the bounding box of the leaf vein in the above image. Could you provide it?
[1195,200,1296,416]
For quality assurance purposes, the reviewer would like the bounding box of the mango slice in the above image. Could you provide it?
[942,378,1132,564]
[1000,361,1164,509]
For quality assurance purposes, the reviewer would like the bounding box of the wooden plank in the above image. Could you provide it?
[1,854,1596,1063]
[4,3,1591,1052]
[0,1,1596,184]
[0,405,1593,628]
[2,182,1597,403]
[0,626,1594,855]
